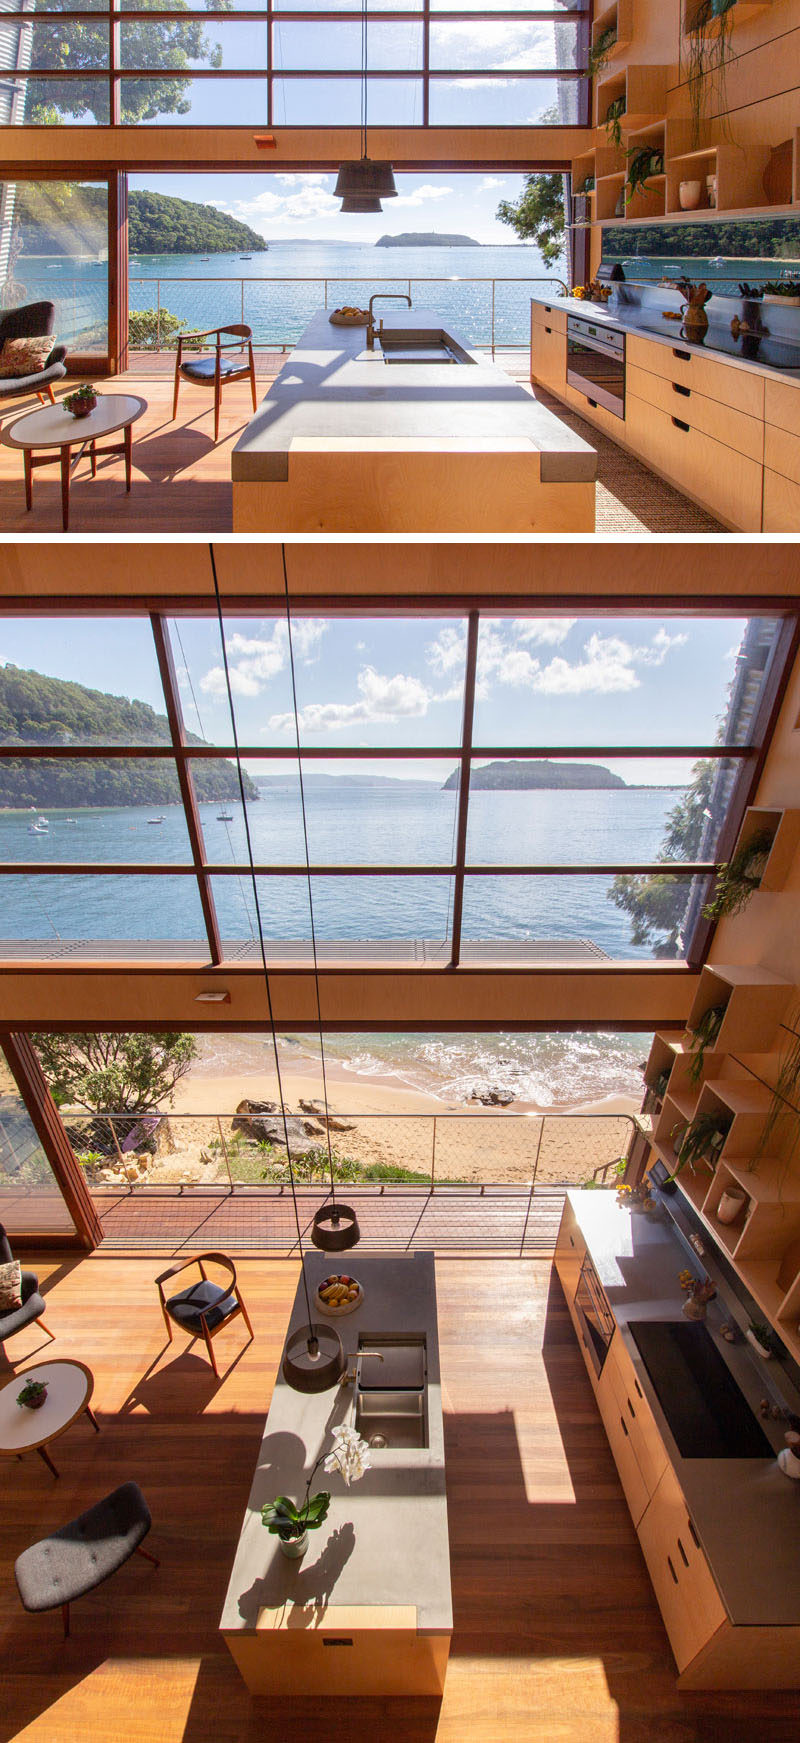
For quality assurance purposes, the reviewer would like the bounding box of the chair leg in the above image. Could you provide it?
[62,1602,70,1641]
[38,1317,56,1343]
[214,378,221,444]
[172,367,181,422]
[201,1316,219,1378]
[249,351,257,412]
[136,1543,160,1569]
[238,1293,254,1342]
[46,384,56,406]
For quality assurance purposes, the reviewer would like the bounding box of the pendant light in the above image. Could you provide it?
[340,194,383,214]
[279,548,362,1258]
[209,547,346,1395]
[335,0,397,210]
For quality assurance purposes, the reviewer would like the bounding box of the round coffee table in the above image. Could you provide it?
[0,1359,99,1478]
[0,394,146,531]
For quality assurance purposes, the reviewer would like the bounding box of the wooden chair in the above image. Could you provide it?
[155,1251,253,1377]
[171,324,257,441]
[0,1222,55,1355]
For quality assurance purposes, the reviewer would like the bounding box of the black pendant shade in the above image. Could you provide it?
[282,1321,346,1393]
[311,1202,361,1252]
[334,158,398,201]
[339,193,383,214]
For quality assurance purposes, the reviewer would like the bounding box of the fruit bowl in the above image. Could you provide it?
[329,308,368,326]
[316,1273,364,1316]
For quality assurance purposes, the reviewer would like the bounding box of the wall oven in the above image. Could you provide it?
[566,315,626,420]
[574,1253,616,1377]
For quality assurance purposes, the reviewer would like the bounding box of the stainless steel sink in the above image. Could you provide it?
[353,1335,429,1448]
[379,329,476,366]
[355,1386,427,1449]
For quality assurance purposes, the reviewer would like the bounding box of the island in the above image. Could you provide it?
[376,232,480,247]
[231,307,597,532]
[220,1251,452,1698]
[444,759,627,791]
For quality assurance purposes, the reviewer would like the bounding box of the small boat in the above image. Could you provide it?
[217,811,234,821]
[63,817,77,824]
[239,256,252,261]
[147,816,165,825]
[28,816,49,834]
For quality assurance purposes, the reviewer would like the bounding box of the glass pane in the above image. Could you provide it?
[0,760,195,860]
[28,0,110,10]
[428,76,581,125]
[0,618,167,743]
[465,758,726,865]
[0,182,108,353]
[0,1055,75,1237]
[429,21,579,72]
[274,76,422,126]
[214,873,454,946]
[273,20,423,71]
[471,616,780,750]
[5,77,110,124]
[0,874,207,949]
[120,77,269,125]
[0,19,109,70]
[430,0,582,9]
[123,0,268,8]
[120,18,268,72]
[273,0,420,9]
[602,217,800,298]
[202,758,459,866]
[460,872,708,961]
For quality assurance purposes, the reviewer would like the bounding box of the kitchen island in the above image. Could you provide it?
[220,1250,451,1697]
[231,307,597,532]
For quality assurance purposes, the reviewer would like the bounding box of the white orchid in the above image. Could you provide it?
[323,1424,372,1487]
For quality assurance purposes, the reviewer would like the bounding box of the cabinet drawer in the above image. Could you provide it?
[638,1464,727,1675]
[531,299,567,334]
[563,381,626,441]
[627,363,764,464]
[596,1363,650,1526]
[625,391,763,530]
[764,376,800,440]
[531,323,566,394]
[626,334,764,419]
[764,420,800,486]
[604,1332,668,1498]
[554,1197,586,1304]
[762,466,800,531]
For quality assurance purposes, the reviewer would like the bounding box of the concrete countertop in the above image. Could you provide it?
[533,292,800,388]
[232,307,596,484]
[566,1190,800,1627]
[220,1251,452,1637]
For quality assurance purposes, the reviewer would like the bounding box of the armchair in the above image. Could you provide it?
[171,323,257,441]
[0,302,67,409]
[0,1222,55,1354]
[156,1250,253,1377]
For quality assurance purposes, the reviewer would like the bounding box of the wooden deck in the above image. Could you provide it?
[2,1254,796,1743]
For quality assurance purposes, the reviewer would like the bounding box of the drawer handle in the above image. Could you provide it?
[545,326,552,334]
[673,347,691,361]
[677,1537,689,1569]
[323,1638,354,1647]
[569,1234,575,1247]
[587,397,598,407]
[634,1378,643,1399]
[620,1414,629,1438]
[672,382,690,398]
[627,1397,636,1420]
[688,1517,700,1549]
[672,416,690,432]
[667,1555,679,1585]
[544,305,552,312]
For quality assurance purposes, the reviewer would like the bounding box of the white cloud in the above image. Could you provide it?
[199,620,327,700]
[479,176,505,190]
[634,628,688,666]
[200,664,261,699]
[531,635,641,695]
[512,618,575,646]
[268,666,431,733]
[393,185,453,209]
[426,625,466,675]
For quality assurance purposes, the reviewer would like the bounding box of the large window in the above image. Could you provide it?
[0,180,108,353]
[0,608,791,967]
[0,1044,76,1235]
[0,0,590,127]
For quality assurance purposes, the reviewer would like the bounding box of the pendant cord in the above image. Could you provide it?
[208,543,315,1331]
[361,0,367,159]
[280,543,338,1213]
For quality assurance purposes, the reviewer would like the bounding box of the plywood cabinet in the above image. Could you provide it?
[554,1194,586,1307]
[763,466,800,530]
[604,1331,668,1499]
[626,362,764,462]
[596,1355,650,1525]
[625,390,763,530]
[530,318,567,395]
[638,1465,727,1676]
[626,336,765,418]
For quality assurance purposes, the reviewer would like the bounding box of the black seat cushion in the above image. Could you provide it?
[15,1482,152,1613]
[165,1278,238,1333]
[179,355,247,383]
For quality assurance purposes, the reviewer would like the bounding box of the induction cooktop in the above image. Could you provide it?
[630,314,800,373]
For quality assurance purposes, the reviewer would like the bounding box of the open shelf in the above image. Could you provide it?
[728,806,800,894]
[592,0,633,63]
[596,171,627,222]
[666,141,776,215]
[683,0,775,38]
[685,965,791,1059]
[595,65,669,135]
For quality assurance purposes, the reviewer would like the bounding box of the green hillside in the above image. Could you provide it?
[0,664,258,809]
[443,759,626,791]
[14,185,265,257]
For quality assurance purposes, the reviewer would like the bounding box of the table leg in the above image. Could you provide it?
[85,1403,100,1433]
[124,422,132,493]
[90,439,97,479]
[37,1443,59,1478]
[24,448,32,512]
[60,446,71,532]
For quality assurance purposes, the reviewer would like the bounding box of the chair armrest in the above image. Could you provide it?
[47,344,67,367]
[177,327,220,343]
[155,1258,196,1288]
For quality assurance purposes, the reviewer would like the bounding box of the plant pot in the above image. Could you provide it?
[67,396,97,418]
[19,1390,47,1410]
[778,1433,800,1479]
[763,295,800,307]
[679,180,703,211]
[682,1296,707,1321]
[279,1531,308,1560]
[745,1327,772,1359]
[716,1187,748,1225]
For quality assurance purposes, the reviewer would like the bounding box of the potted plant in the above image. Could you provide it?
[17,1377,48,1410]
[587,24,618,80]
[670,1108,732,1178]
[63,384,98,419]
[604,95,626,149]
[761,279,800,306]
[261,1424,371,1560]
[678,1268,716,1320]
[683,0,737,148]
[686,1000,727,1084]
[745,1318,780,1359]
[702,828,774,921]
[626,146,664,205]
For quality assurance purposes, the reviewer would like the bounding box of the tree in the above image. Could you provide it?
[609,760,714,956]
[26,0,229,127]
[33,1032,198,1114]
[495,173,566,267]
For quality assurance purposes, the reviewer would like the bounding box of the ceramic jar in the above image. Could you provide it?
[778,1433,800,1480]
[716,1187,747,1225]
[679,180,703,210]
[279,1531,309,1560]
[682,1296,707,1321]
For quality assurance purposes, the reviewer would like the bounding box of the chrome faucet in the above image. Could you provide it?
[366,292,412,351]
[340,1349,385,1386]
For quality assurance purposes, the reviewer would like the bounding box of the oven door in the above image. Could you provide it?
[574,1255,615,1377]
[566,319,626,419]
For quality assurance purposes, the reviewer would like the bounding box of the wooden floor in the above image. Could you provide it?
[2,1255,798,1743]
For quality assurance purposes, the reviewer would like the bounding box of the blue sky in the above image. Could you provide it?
[1,615,750,785]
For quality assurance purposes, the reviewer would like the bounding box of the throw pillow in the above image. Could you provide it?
[0,1258,23,1310]
[0,335,55,379]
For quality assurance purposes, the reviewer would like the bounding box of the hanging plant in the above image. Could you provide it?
[670,1109,732,1178]
[683,0,737,148]
[753,1007,800,1174]
[588,25,618,81]
[604,95,626,149]
[702,827,774,922]
[626,146,664,204]
[686,1000,727,1084]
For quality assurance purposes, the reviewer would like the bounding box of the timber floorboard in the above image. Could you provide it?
[1,1256,797,1743]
